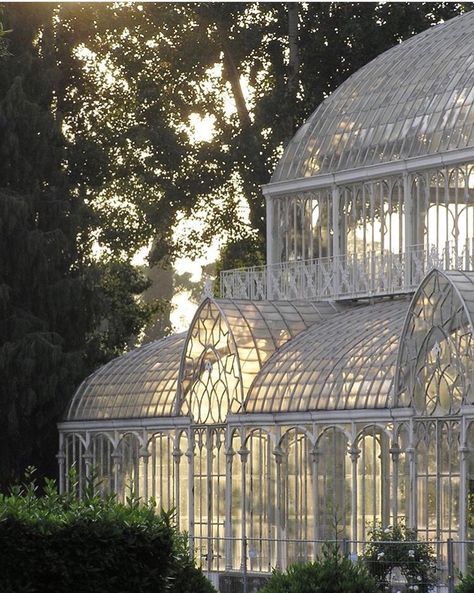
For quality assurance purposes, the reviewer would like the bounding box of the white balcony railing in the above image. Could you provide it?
[220,243,474,301]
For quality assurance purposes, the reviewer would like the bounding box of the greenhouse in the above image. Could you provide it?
[59,10,474,581]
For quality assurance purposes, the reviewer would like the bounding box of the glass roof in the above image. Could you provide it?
[209,299,339,396]
[396,269,474,414]
[272,11,474,182]
[67,333,186,421]
[67,298,339,422]
[441,269,474,324]
[245,299,409,413]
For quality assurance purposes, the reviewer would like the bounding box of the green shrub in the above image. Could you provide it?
[363,523,437,593]
[258,544,379,593]
[0,469,215,593]
[170,531,217,593]
[456,570,474,593]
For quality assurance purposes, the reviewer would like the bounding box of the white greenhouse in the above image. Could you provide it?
[59,11,474,586]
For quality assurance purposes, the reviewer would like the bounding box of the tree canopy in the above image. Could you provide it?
[0,4,154,487]
[53,2,470,263]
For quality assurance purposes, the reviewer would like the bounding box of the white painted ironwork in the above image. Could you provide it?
[220,242,474,301]
[246,299,408,414]
[271,12,474,183]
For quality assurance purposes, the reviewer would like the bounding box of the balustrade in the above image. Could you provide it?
[220,242,474,301]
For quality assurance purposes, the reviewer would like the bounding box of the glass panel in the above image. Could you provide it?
[67,333,185,420]
[397,269,474,414]
[415,420,460,541]
[148,432,175,512]
[357,427,388,542]
[317,428,351,540]
[278,190,333,263]
[397,424,410,523]
[272,13,474,181]
[248,299,407,413]
[282,429,314,563]
[181,301,242,423]
[246,429,276,572]
[192,427,227,572]
[91,433,114,495]
[65,433,86,495]
[116,433,141,500]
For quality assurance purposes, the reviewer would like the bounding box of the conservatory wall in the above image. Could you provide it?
[59,271,474,574]
[269,163,474,267]
[224,161,474,303]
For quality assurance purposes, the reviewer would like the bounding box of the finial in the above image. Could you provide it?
[202,276,213,300]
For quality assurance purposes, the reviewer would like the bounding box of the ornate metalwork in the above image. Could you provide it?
[396,269,474,414]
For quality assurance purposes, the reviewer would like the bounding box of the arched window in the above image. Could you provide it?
[192,427,227,571]
[357,426,389,542]
[281,429,314,564]
[65,433,86,495]
[180,300,241,424]
[317,427,350,540]
[415,420,459,541]
[148,432,175,512]
[245,429,276,572]
[396,269,474,414]
[115,433,142,500]
[90,433,114,495]
[396,423,410,523]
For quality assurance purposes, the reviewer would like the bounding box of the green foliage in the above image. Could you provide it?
[214,235,265,296]
[170,530,217,593]
[0,6,90,485]
[0,468,216,593]
[49,3,470,264]
[456,568,474,593]
[0,7,157,488]
[0,22,10,59]
[363,523,437,593]
[84,259,156,364]
[259,544,379,593]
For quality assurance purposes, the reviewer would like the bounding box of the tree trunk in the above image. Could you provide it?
[219,30,267,237]
[286,2,299,142]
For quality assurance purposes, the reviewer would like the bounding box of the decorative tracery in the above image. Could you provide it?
[180,300,242,424]
[397,270,474,414]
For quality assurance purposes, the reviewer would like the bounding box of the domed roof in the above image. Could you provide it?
[67,333,186,421]
[272,11,474,183]
[65,298,338,422]
[245,299,409,413]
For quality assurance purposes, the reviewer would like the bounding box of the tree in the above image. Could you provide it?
[52,3,470,271]
[0,5,84,486]
[214,236,265,297]
[0,5,154,488]
[0,22,9,59]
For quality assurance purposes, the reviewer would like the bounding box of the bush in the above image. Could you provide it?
[0,469,215,593]
[170,531,217,593]
[456,570,474,593]
[363,523,437,593]
[258,544,379,593]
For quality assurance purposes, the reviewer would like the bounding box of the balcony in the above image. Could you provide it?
[220,244,474,301]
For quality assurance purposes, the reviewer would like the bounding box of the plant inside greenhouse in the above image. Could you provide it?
[259,546,379,593]
[363,523,437,593]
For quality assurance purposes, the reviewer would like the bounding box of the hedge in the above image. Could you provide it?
[0,469,215,593]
